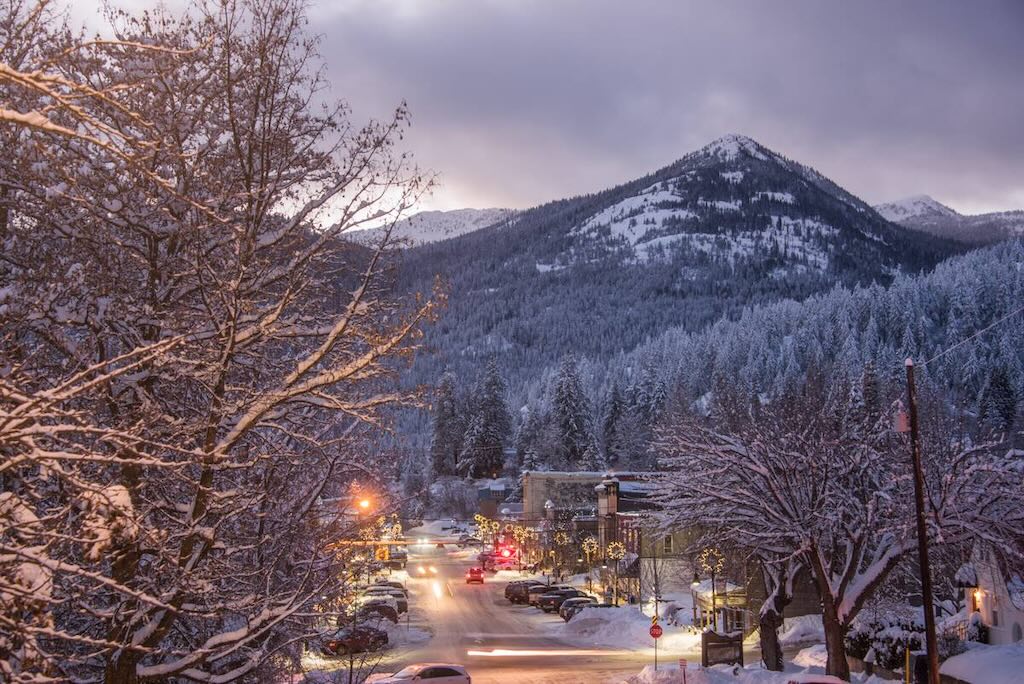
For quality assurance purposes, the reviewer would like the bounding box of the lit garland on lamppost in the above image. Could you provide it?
[607,541,627,605]
[554,531,570,571]
[512,525,529,571]
[698,547,725,632]
[582,536,599,592]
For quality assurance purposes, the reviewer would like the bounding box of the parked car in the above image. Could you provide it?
[538,588,588,612]
[465,567,485,584]
[363,588,407,614]
[503,580,536,602]
[372,580,408,595]
[388,549,408,569]
[559,596,597,620]
[457,535,481,548]
[367,663,471,684]
[508,582,548,604]
[528,584,569,606]
[566,602,617,621]
[784,677,845,684]
[353,596,400,623]
[319,625,388,656]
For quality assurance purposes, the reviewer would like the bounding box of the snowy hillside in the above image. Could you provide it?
[874,194,1024,245]
[352,207,513,247]
[393,134,962,437]
[547,133,909,272]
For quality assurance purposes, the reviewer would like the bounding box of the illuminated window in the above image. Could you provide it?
[663,536,674,554]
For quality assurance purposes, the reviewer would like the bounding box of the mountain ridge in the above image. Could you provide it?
[390,134,966,446]
[873,194,1024,245]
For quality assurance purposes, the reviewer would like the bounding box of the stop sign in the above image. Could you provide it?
[649,624,663,639]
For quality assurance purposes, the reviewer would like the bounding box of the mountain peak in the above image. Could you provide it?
[700,134,769,161]
[874,195,959,222]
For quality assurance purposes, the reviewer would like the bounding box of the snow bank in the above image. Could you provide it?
[379,620,431,647]
[624,663,806,683]
[779,614,824,646]
[792,644,828,668]
[559,605,700,652]
[940,642,1024,683]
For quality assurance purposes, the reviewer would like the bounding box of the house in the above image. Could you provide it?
[594,476,820,635]
[964,545,1024,644]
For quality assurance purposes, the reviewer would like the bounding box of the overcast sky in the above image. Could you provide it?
[85,0,1024,215]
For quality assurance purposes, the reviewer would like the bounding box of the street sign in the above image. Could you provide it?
[649,624,663,639]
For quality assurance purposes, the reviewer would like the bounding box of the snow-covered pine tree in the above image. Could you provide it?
[550,354,592,469]
[457,358,511,478]
[601,381,624,464]
[978,366,1017,436]
[430,371,464,476]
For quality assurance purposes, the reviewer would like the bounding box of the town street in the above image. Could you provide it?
[378,544,665,684]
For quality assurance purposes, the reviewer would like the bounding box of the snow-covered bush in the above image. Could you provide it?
[845,616,923,671]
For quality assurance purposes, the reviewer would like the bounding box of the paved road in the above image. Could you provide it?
[381,545,669,684]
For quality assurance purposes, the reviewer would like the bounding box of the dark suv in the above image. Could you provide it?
[320,625,388,656]
[538,588,588,612]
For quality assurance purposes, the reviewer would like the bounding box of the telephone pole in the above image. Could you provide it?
[905,358,940,684]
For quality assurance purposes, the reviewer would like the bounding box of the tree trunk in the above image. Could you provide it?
[759,609,785,671]
[105,653,139,684]
[822,603,851,681]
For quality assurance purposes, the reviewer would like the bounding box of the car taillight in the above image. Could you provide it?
[327,641,338,650]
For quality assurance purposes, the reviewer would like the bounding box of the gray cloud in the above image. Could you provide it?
[87,0,1024,213]
[311,0,1024,214]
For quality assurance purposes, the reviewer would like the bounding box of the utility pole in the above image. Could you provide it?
[905,358,940,684]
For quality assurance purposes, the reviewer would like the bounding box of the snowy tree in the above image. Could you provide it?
[0,1,434,680]
[549,355,591,469]
[430,371,464,476]
[978,366,1017,436]
[654,381,1024,679]
[457,358,511,479]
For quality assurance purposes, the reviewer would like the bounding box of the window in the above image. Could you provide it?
[423,668,462,678]
[993,610,1000,627]
[663,536,674,554]
[1013,623,1022,642]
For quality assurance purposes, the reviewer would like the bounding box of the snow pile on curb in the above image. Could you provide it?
[792,644,828,668]
[622,662,893,684]
[623,663,803,683]
[560,606,700,652]
[779,614,825,646]
[940,642,1024,683]
[380,620,431,646]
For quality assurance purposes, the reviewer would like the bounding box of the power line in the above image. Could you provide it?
[921,302,1024,367]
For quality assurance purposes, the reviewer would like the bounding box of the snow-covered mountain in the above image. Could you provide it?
[352,208,513,247]
[874,195,1024,245]
[393,134,963,420]
[549,132,906,273]
[874,195,958,223]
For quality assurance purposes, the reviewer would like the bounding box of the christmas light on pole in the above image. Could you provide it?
[698,547,725,632]
[607,541,627,605]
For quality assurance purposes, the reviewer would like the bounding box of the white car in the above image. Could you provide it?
[785,676,844,684]
[368,663,471,684]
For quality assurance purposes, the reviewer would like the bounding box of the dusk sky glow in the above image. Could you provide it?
[82,0,1024,215]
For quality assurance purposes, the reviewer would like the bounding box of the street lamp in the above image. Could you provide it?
[698,547,725,632]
